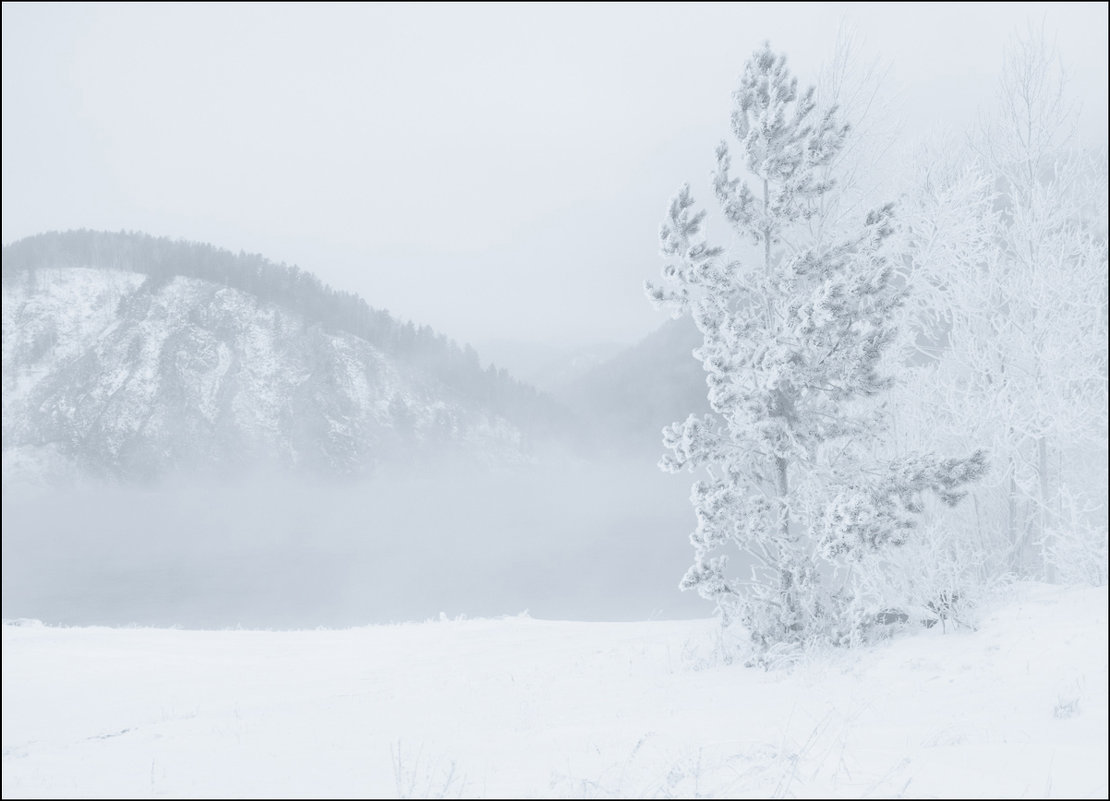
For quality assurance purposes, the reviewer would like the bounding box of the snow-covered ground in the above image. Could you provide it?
[2,582,1106,799]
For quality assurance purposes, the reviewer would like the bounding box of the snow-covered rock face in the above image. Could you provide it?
[2,267,522,484]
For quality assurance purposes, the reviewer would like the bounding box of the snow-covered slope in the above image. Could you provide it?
[2,267,522,483]
[556,317,708,455]
[2,582,1105,798]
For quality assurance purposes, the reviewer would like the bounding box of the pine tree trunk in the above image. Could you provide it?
[776,455,797,627]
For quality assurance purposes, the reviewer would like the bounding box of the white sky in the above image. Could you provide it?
[3,2,1107,351]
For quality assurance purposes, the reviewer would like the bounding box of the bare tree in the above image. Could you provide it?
[898,27,1108,584]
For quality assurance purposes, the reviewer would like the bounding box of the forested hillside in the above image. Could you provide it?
[2,230,569,439]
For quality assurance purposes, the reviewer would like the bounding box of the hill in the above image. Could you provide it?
[556,316,708,456]
[2,230,571,482]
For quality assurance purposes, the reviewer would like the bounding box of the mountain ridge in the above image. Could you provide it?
[2,229,565,432]
[2,231,573,483]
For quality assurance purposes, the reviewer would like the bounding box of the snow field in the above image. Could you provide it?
[2,583,1106,798]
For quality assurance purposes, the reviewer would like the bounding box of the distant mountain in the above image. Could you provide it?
[556,317,709,456]
[2,230,571,484]
[474,338,627,393]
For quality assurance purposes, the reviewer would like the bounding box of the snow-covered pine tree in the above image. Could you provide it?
[646,43,986,651]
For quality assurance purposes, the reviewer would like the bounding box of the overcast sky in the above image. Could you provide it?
[3,2,1106,354]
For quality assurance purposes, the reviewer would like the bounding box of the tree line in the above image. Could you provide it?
[1,229,569,438]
